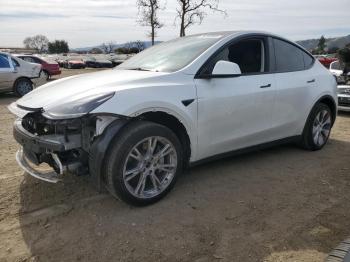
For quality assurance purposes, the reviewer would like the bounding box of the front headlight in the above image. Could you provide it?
[42,92,115,119]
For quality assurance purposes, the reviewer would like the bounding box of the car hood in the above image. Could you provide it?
[15,69,168,110]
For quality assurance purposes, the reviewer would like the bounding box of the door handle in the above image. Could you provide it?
[307,79,315,83]
[260,84,271,88]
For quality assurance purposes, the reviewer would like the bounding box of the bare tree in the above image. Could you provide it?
[137,0,163,45]
[101,41,116,53]
[124,42,134,53]
[176,0,226,37]
[135,40,146,52]
[23,35,49,53]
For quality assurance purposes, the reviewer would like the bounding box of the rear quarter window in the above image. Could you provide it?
[302,52,314,69]
[273,38,309,72]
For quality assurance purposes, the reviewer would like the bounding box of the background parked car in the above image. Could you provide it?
[314,54,338,68]
[330,60,346,84]
[338,85,350,112]
[83,56,114,68]
[15,55,61,80]
[95,58,113,68]
[55,58,66,67]
[108,56,125,67]
[83,57,99,68]
[63,58,86,69]
[0,52,42,96]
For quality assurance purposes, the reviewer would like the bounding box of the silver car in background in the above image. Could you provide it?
[0,52,42,96]
[338,85,350,112]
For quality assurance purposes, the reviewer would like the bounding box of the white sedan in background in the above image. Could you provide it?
[9,31,337,206]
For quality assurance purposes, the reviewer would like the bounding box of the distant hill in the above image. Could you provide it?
[297,35,350,51]
[71,41,161,53]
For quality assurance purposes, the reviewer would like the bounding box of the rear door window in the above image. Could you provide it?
[273,38,305,72]
[32,57,42,64]
[302,52,314,69]
[21,57,35,63]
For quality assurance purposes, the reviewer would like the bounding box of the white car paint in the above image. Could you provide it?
[10,31,337,164]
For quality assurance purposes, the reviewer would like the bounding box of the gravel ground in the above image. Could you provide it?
[0,68,350,262]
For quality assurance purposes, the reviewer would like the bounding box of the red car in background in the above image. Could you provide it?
[15,55,61,80]
[314,55,338,68]
[62,59,86,69]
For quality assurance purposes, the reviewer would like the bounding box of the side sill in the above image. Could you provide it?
[189,136,301,167]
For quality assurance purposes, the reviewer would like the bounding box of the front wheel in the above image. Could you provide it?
[104,121,183,206]
[300,103,333,150]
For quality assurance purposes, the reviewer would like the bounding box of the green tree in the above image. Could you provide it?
[317,35,327,54]
[48,40,69,54]
[327,46,339,54]
[338,45,350,83]
[338,45,350,64]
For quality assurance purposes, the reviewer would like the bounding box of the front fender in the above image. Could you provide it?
[91,84,198,160]
[89,119,128,191]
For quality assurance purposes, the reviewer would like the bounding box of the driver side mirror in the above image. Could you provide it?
[213,61,241,76]
[199,60,242,79]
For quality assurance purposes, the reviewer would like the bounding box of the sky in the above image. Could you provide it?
[0,0,349,48]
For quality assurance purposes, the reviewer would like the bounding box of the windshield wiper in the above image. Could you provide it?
[127,67,152,71]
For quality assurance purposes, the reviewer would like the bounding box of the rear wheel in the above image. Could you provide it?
[104,121,183,206]
[41,70,50,80]
[14,78,33,97]
[300,103,333,150]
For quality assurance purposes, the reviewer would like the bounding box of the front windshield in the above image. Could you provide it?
[117,34,223,72]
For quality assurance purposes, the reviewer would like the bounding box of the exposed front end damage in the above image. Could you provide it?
[11,103,127,184]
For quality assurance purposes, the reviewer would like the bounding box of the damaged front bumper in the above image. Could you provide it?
[16,148,62,183]
[13,117,87,182]
[9,98,129,188]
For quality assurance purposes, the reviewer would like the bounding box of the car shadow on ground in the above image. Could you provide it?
[0,93,17,106]
[16,138,350,262]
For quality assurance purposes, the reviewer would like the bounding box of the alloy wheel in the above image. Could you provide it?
[312,109,331,146]
[122,136,177,199]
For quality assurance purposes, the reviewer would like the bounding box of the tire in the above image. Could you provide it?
[300,103,333,151]
[42,70,50,80]
[104,121,183,206]
[326,237,350,261]
[14,78,33,97]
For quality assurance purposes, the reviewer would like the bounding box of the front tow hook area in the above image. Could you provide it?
[16,148,61,183]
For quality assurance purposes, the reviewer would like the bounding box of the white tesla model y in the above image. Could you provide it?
[9,31,338,205]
